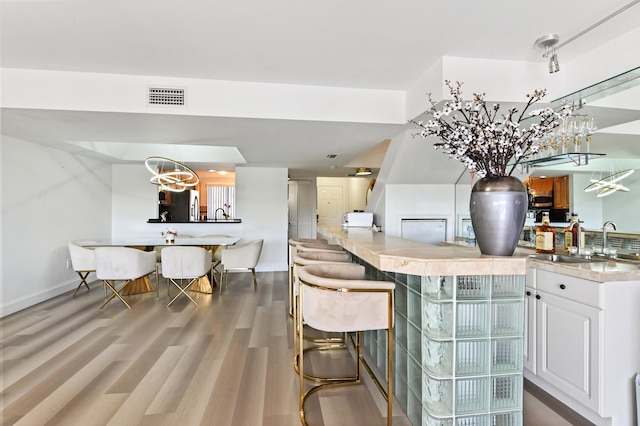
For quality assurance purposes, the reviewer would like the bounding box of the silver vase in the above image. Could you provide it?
[470,176,527,256]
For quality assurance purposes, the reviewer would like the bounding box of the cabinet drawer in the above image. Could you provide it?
[536,269,602,308]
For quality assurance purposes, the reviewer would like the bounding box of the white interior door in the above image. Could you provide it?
[288,180,315,239]
[317,186,343,226]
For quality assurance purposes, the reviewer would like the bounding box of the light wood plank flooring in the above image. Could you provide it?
[1,271,587,425]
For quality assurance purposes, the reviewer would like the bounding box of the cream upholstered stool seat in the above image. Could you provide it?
[288,241,343,316]
[287,238,327,302]
[161,246,212,307]
[68,241,98,297]
[95,247,157,309]
[297,263,395,426]
[291,251,352,378]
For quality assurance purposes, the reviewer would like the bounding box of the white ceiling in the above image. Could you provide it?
[2,0,640,177]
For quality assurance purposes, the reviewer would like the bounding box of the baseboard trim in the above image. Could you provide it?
[1,278,79,318]
[524,378,596,426]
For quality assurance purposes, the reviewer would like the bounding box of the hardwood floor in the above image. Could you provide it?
[1,271,585,425]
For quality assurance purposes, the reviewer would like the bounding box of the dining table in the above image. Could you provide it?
[81,237,240,295]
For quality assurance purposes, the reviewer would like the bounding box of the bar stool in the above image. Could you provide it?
[288,239,325,312]
[288,241,343,316]
[297,263,395,426]
[291,251,352,379]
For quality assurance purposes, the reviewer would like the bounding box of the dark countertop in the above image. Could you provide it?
[147,219,242,223]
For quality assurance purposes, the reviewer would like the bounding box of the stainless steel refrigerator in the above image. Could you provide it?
[159,189,199,222]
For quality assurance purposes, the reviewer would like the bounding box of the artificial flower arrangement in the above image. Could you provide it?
[161,228,178,237]
[410,80,572,178]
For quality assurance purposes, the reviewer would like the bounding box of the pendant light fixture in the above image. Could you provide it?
[355,167,372,176]
[584,169,634,197]
[145,156,200,192]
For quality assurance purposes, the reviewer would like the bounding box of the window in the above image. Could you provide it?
[207,186,235,218]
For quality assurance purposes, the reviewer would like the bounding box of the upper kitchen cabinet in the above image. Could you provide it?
[553,176,569,209]
[525,175,569,210]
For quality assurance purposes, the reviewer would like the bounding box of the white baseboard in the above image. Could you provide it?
[0,277,81,318]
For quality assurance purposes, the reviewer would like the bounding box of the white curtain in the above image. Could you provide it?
[207,186,235,218]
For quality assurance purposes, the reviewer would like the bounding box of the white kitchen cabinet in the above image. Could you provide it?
[525,265,640,426]
[535,289,601,412]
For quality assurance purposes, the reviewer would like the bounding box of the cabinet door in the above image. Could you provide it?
[536,291,601,412]
[553,176,569,209]
[524,287,536,373]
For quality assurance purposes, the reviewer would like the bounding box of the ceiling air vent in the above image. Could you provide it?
[148,87,185,106]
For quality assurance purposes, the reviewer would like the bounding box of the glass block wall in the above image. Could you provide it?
[354,257,526,426]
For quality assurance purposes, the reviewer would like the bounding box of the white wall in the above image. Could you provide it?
[110,166,289,272]
[2,68,406,125]
[384,184,456,242]
[571,174,603,230]
[1,136,112,317]
[316,176,370,214]
[235,167,288,271]
[0,136,4,311]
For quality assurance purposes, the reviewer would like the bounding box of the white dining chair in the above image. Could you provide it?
[68,240,98,297]
[161,246,212,307]
[95,247,157,309]
[199,234,231,286]
[219,239,263,294]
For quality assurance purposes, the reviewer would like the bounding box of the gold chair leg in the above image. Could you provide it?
[167,278,198,307]
[251,268,257,290]
[73,271,91,297]
[219,268,228,295]
[100,280,131,309]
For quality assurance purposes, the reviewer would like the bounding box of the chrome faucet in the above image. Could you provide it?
[214,208,226,219]
[602,221,617,250]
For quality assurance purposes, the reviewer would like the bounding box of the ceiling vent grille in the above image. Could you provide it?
[148,87,185,106]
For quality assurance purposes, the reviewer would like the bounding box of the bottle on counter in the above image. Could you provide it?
[536,212,556,254]
[564,213,577,252]
[570,212,585,249]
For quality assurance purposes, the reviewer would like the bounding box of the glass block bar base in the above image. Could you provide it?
[355,256,526,426]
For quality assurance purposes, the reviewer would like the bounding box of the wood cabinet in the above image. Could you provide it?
[525,266,640,425]
[553,176,570,209]
[527,177,554,197]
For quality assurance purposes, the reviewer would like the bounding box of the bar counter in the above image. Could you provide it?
[318,226,529,276]
[318,226,528,426]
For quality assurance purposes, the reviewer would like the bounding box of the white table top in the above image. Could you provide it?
[81,237,241,247]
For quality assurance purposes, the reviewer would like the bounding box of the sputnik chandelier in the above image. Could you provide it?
[584,169,634,197]
[144,156,200,192]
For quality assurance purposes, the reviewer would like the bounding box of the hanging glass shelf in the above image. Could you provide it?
[515,152,606,173]
[551,66,640,107]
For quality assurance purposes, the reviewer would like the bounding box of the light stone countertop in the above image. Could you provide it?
[318,226,640,282]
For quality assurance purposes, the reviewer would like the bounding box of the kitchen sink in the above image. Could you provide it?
[528,254,604,264]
